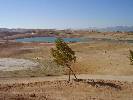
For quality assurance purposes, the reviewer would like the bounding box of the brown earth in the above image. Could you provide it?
[0,32,133,100]
[0,77,133,100]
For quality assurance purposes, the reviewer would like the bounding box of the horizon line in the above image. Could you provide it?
[0,25,133,30]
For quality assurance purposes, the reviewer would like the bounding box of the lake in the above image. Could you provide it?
[16,37,133,43]
[16,37,81,43]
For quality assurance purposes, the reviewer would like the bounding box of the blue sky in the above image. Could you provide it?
[0,0,133,29]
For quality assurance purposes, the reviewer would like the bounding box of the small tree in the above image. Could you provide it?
[129,50,133,65]
[51,38,77,81]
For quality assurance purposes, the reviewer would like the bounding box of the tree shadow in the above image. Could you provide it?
[74,79,121,90]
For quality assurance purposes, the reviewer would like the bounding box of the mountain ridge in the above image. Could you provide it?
[0,26,133,32]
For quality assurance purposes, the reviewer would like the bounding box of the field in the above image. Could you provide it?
[0,32,133,99]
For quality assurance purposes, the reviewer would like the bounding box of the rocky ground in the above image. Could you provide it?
[0,78,133,100]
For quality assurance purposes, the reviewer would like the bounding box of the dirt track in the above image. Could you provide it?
[0,74,133,84]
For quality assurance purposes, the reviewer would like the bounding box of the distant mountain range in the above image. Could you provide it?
[0,26,133,32]
[0,28,30,33]
[76,26,133,32]
[91,26,133,32]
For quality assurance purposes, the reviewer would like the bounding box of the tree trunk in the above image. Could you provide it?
[68,69,71,82]
[67,66,78,80]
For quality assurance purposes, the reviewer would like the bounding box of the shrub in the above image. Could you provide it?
[129,50,133,65]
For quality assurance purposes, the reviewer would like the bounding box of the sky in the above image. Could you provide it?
[0,0,133,29]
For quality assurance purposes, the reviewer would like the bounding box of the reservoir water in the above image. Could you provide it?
[16,37,133,43]
[16,37,81,43]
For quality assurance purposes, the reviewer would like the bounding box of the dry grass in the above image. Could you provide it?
[0,34,133,100]
[0,40,133,77]
[0,79,132,100]
[70,42,133,75]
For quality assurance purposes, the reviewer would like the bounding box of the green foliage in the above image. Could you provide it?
[51,38,76,67]
[129,50,133,65]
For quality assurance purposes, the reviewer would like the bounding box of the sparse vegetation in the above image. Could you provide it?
[0,33,133,100]
[129,50,133,65]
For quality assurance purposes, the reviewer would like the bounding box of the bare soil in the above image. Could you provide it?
[0,58,38,71]
[0,77,133,100]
